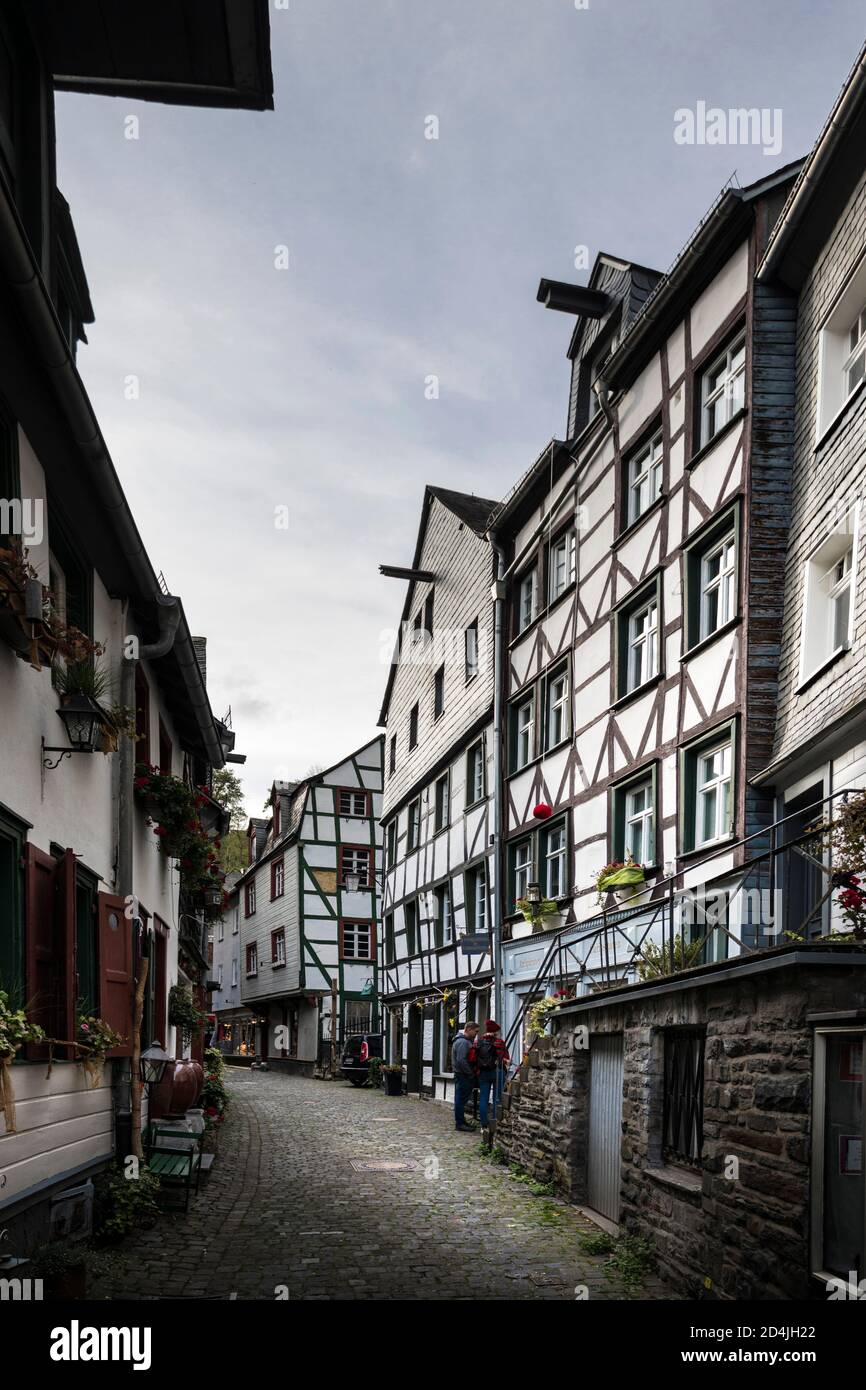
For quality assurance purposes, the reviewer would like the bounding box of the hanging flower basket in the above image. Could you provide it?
[75,1014,124,1088]
[596,858,646,903]
[0,992,46,1133]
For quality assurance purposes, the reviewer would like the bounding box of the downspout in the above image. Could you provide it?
[486,533,507,1030]
[118,594,181,1162]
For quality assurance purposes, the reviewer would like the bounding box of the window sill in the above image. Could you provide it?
[815,377,866,452]
[612,493,666,548]
[245,972,258,979]
[646,1164,703,1197]
[611,671,663,711]
[686,406,747,470]
[678,833,736,864]
[271,962,286,971]
[796,644,850,694]
[681,613,740,662]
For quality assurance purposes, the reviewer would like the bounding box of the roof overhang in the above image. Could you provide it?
[29,0,274,111]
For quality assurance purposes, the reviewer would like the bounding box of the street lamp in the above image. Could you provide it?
[42,696,104,769]
[139,1042,170,1089]
[526,881,542,906]
[344,869,362,892]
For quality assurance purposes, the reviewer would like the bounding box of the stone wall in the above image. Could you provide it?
[496,953,866,1300]
[495,1033,587,1200]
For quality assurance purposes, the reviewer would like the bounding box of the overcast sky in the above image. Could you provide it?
[55,0,866,814]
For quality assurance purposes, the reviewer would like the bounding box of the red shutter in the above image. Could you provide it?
[98,892,133,1057]
[54,849,76,1056]
[25,844,57,1057]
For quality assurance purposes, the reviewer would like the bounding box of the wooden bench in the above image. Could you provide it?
[145,1125,203,1212]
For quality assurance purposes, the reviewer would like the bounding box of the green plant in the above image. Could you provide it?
[636,933,707,980]
[168,985,207,1040]
[605,1234,655,1291]
[367,1056,384,1088]
[526,995,563,1038]
[134,764,225,909]
[53,657,111,702]
[28,1240,90,1278]
[94,1165,162,1243]
[204,1046,225,1078]
[0,989,45,1059]
[76,1013,124,1058]
[595,855,646,901]
[515,896,561,927]
[579,1230,614,1256]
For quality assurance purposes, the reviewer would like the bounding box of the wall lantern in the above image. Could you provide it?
[139,1041,170,1089]
[203,885,223,910]
[526,882,542,906]
[344,869,361,893]
[42,696,104,769]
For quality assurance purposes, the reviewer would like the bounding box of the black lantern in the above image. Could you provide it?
[140,1042,170,1088]
[203,884,223,909]
[42,696,104,769]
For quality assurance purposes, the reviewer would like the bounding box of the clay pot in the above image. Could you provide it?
[148,1059,201,1119]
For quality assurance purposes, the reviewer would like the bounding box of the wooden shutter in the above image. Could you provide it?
[98,892,133,1057]
[25,843,58,1057]
[54,849,76,1056]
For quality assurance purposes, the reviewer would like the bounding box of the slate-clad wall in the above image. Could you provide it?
[771,173,866,771]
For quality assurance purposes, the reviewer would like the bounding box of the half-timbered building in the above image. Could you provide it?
[237,739,384,1072]
[492,161,805,1038]
[378,487,498,1103]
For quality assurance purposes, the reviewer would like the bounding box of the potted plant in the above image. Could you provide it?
[382,1064,403,1096]
[514,895,563,937]
[28,1241,91,1300]
[0,990,46,1133]
[75,1013,124,1088]
[595,855,646,904]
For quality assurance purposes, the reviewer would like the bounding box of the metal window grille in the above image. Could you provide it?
[663,1028,705,1165]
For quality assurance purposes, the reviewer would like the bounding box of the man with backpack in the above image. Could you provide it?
[451,1020,479,1132]
[470,1020,510,1130]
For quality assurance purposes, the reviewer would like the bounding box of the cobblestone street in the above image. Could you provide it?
[91,1070,674,1301]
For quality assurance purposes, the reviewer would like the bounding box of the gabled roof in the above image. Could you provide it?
[377,486,498,727]
[758,40,866,289]
[29,0,274,111]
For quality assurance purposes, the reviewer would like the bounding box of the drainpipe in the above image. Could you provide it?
[117,594,181,1161]
[486,533,507,1029]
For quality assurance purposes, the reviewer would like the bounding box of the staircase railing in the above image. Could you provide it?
[503,785,857,1064]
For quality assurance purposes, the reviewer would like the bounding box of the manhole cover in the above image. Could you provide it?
[350,1159,417,1173]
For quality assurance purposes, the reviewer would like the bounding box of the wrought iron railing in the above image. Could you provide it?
[503,786,860,1062]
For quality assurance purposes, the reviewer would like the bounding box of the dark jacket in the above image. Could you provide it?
[470,1035,510,1071]
[451,1033,475,1078]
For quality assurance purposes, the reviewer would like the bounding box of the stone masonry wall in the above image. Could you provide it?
[496,957,866,1300]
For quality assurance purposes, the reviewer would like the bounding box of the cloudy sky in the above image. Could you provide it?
[55,0,865,814]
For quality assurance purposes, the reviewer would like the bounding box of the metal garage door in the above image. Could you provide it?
[587,1034,624,1223]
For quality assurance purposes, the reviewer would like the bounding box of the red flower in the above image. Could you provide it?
[134,777,148,788]
[206,1105,218,1117]
[154,826,166,837]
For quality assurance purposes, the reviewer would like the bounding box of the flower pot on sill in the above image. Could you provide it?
[511,920,534,940]
[536,912,564,933]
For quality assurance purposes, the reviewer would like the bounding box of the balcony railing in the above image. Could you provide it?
[504,786,863,1060]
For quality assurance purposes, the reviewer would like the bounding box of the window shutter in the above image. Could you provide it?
[98,892,133,1057]
[25,843,61,1057]
[55,849,76,1055]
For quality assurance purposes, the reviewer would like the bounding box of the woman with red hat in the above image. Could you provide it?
[469,1020,510,1130]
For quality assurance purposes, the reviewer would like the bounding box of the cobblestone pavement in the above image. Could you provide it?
[91,1069,675,1301]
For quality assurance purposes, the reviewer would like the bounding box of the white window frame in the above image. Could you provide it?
[627,431,663,524]
[467,741,485,805]
[816,252,866,440]
[518,569,538,633]
[625,779,654,865]
[246,942,258,978]
[798,505,859,687]
[465,621,479,681]
[473,864,487,931]
[435,773,450,832]
[627,597,659,691]
[339,789,368,818]
[437,882,453,945]
[407,798,421,852]
[549,530,576,603]
[231,958,238,987]
[546,668,569,748]
[217,963,223,987]
[543,824,566,900]
[515,695,534,770]
[513,840,533,903]
[700,332,745,447]
[699,532,736,641]
[272,928,286,966]
[695,739,733,849]
[342,920,372,960]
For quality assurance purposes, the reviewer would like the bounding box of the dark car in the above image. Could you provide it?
[340,1032,384,1086]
